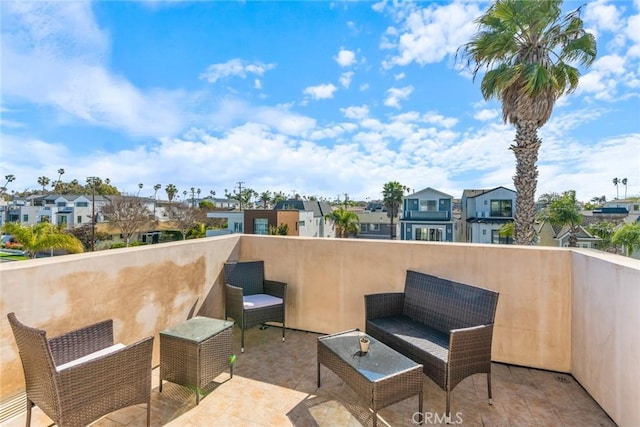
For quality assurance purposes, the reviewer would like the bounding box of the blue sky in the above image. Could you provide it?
[1,1,639,203]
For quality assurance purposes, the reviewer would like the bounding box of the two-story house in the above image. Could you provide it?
[400,187,454,242]
[357,212,396,240]
[461,186,516,244]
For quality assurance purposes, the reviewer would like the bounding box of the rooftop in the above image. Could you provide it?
[1,235,638,426]
[3,326,616,427]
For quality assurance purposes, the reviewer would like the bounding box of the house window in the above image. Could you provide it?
[40,215,50,223]
[57,216,68,226]
[46,200,55,205]
[254,218,268,235]
[415,227,444,241]
[22,214,28,222]
[359,223,367,232]
[57,202,66,207]
[233,222,243,233]
[369,223,380,231]
[76,202,88,207]
[490,200,512,217]
[77,215,82,224]
[419,200,437,212]
[491,230,513,244]
[299,220,305,226]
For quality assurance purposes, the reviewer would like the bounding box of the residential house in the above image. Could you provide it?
[205,211,245,236]
[400,187,454,242]
[461,186,516,244]
[243,209,302,235]
[536,221,601,248]
[273,200,335,238]
[357,212,396,240]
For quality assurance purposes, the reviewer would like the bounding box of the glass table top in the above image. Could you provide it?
[160,316,234,343]
[318,330,421,382]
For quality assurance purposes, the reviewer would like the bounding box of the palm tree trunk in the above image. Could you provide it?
[511,121,541,246]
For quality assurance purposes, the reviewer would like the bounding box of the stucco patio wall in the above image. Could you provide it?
[571,250,640,427]
[1,235,638,425]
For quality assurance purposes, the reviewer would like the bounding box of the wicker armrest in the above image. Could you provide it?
[225,283,244,322]
[448,324,494,367]
[49,319,114,366]
[56,336,154,408]
[364,292,405,320]
[264,280,287,299]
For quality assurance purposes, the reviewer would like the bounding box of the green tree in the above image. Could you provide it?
[538,191,582,247]
[1,222,83,259]
[586,221,616,252]
[272,191,287,205]
[37,176,50,194]
[260,191,272,208]
[612,223,640,257]
[460,0,596,245]
[166,204,203,240]
[498,222,514,244]
[268,223,289,235]
[325,207,360,238]
[165,184,178,202]
[382,181,408,240]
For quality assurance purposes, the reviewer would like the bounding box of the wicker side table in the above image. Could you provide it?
[159,316,234,404]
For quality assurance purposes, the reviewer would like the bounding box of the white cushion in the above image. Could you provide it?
[56,343,126,372]
[243,294,283,310]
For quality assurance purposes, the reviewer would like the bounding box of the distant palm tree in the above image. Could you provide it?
[55,168,65,191]
[621,178,628,199]
[260,191,272,208]
[1,174,16,195]
[613,178,619,199]
[153,184,162,199]
[137,183,144,197]
[460,0,596,245]
[37,176,50,194]
[539,191,582,247]
[1,222,83,259]
[165,184,178,202]
[382,181,408,240]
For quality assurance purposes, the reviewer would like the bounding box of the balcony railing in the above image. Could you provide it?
[402,210,450,221]
[0,236,638,426]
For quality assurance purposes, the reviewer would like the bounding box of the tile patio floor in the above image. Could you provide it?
[3,326,616,427]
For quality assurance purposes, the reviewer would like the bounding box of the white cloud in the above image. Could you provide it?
[384,86,414,108]
[359,83,370,91]
[255,79,262,90]
[339,71,354,88]
[394,72,406,80]
[200,59,276,83]
[335,49,356,67]
[303,83,337,100]
[341,105,370,120]
[378,2,482,68]
[584,0,623,34]
[474,109,499,121]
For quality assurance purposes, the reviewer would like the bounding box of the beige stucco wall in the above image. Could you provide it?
[571,249,640,427]
[238,235,573,371]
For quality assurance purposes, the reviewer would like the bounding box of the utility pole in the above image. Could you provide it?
[236,181,245,210]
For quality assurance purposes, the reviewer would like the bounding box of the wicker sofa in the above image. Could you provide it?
[365,270,499,420]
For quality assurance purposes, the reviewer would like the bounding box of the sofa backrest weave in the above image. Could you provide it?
[402,270,499,334]
[224,261,265,296]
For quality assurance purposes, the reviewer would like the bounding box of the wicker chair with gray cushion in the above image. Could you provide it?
[224,260,287,352]
[7,312,154,427]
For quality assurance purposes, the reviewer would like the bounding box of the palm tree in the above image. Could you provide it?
[539,191,582,247]
[612,222,640,257]
[382,181,408,240]
[153,184,162,199]
[137,183,144,197]
[1,222,84,259]
[1,174,16,195]
[260,191,272,208]
[460,0,596,245]
[165,184,178,202]
[55,168,65,192]
[325,207,360,238]
[613,178,619,199]
[37,176,50,194]
[621,178,628,199]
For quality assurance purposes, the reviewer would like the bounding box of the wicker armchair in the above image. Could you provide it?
[7,313,154,427]
[224,260,286,352]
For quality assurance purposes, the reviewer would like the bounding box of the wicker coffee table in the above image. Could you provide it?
[159,316,234,404]
[317,329,423,426]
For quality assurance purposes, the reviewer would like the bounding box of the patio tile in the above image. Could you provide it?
[1,326,617,427]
